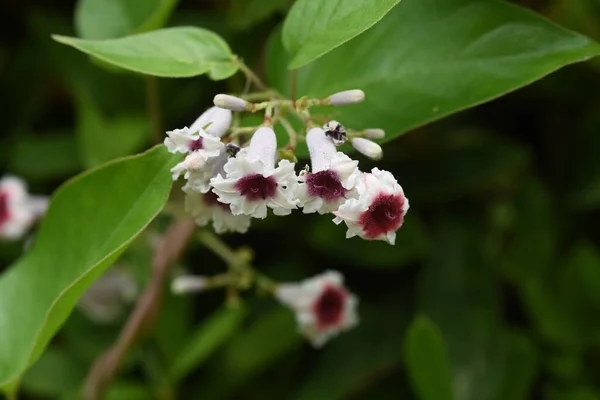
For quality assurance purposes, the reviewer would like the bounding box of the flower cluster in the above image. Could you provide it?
[0,176,48,241]
[165,92,409,245]
[165,88,408,346]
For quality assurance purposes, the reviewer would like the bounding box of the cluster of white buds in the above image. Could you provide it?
[0,176,48,241]
[165,89,409,244]
[165,88,408,346]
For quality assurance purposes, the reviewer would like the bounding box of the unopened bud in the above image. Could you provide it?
[328,89,365,106]
[364,129,385,140]
[213,94,248,111]
[351,137,383,160]
[171,275,208,295]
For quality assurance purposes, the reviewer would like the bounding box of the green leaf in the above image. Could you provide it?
[282,0,400,69]
[75,89,149,168]
[21,347,84,398]
[228,0,292,31]
[75,0,179,39]
[404,316,453,400]
[269,0,600,142]
[0,146,177,393]
[52,27,239,79]
[500,331,539,400]
[170,306,247,383]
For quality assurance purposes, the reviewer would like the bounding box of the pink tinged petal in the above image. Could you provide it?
[235,174,278,201]
[306,127,336,172]
[312,285,348,330]
[170,162,187,180]
[189,106,232,137]
[247,127,277,169]
[358,193,407,240]
[306,170,348,202]
[0,192,10,228]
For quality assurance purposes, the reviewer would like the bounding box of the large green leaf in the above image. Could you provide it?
[282,0,400,69]
[269,0,600,142]
[53,27,239,79]
[404,316,453,400]
[75,0,178,39]
[75,89,149,168]
[0,146,177,394]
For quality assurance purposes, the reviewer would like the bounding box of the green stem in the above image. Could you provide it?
[198,230,247,268]
[235,59,269,92]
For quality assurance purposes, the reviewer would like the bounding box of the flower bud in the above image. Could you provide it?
[247,126,277,168]
[323,120,347,146]
[364,128,385,140]
[171,275,208,295]
[328,89,365,106]
[351,137,383,160]
[213,94,249,111]
[189,106,232,137]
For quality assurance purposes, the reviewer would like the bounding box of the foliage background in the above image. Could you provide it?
[1,0,600,399]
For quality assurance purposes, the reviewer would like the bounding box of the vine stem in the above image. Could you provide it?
[146,76,162,144]
[235,58,270,93]
[83,219,196,400]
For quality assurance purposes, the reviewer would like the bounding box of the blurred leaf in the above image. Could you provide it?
[8,131,81,181]
[399,131,529,203]
[404,315,453,400]
[170,305,247,383]
[75,89,148,168]
[307,213,430,269]
[75,0,179,39]
[268,0,600,142]
[0,146,177,394]
[566,242,600,308]
[294,300,410,399]
[153,289,192,366]
[105,380,153,400]
[21,347,84,397]
[282,0,401,69]
[201,306,302,398]
[53,27,239,79]
[502,176,557,281]
[546,385,600,400]
[500,331,539,400]
[228,0,292,31]
[419,215,505,400]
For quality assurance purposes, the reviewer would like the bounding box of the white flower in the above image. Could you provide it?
[0,176,47,240]
[275,270,358,347]
[296,127,360,214]
[210,127,298,218]
[333,168,409,245]
[188,106,232,138]
[184,187,251,234]
[363,128,385,140]
[213,94,249,111]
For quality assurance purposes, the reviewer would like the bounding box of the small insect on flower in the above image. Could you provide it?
[296,127,361,214]
[275,270,358,347]
[323,120,347,146]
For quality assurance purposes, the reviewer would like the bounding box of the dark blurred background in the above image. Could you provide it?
[2,0,600,399]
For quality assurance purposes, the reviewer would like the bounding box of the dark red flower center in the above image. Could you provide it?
[0,192,9,227]
[358,193,405,239]
[306,170,348,201]
[313,285,346,330]
[188,137,204,152]
[235,174,277,201]
[203,191,230,211]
